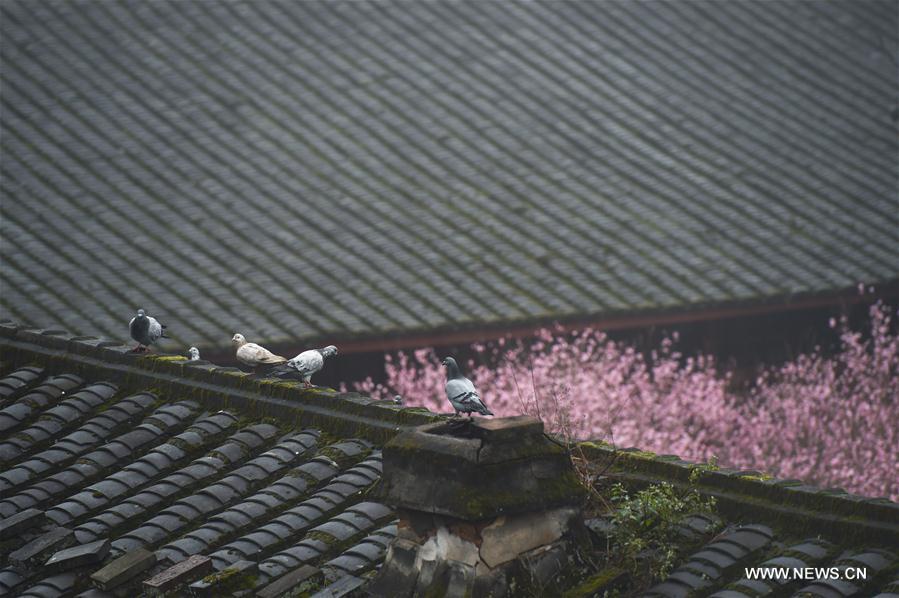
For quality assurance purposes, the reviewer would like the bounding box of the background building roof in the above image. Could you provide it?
[1,0,897,352]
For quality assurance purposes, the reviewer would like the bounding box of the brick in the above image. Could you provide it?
[142,554,212,595]
[90,548,156,590]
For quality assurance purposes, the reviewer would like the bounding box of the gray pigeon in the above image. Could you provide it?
[441,357,493,417]
[129,309,167,352]
[286,345,338,387]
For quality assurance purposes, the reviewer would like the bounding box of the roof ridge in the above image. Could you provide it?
[579,441,899,546]
[0,321,440,444]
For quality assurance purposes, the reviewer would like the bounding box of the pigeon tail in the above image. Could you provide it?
[471,401,493,416]
[256,354,288,365]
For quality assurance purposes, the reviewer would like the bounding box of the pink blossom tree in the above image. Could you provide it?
[352,301,898,500]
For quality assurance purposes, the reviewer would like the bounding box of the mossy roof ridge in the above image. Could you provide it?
[578,442,899,547]
[0,321,441,445]
[1,0,897,350]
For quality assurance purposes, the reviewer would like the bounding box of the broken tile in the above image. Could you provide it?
[142,554,212,596]
[256,565,321,598]
[45,539,110,571]
[9,527,74,567]
[90,548,156,590]
[0,507,46,539]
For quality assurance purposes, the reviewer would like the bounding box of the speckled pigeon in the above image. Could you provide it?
[442,357,493,417]
[188,347,200,361]
[287,345,338,387]
[129,309,167,352]
[231,333,287,367]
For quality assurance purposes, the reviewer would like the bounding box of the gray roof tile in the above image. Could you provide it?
[0,367,45,402]
[1,1,895,348]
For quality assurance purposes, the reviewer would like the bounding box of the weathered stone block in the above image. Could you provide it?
[441,560,477,598]
[367,539,419,598]
[380,417,584,520]
[0,507,45,539]
[374,416,587,597]
[90,547,156,590]
[479,507,578,568]
[9,527,74,567]
[419,524,481,568]
[256,564,321,598]
[188,559,256,596]
[513,543,570,588]
[142,554,212,596]
[45,538,110,571]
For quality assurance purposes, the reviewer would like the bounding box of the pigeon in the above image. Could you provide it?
[129,309,167,352]
[188,347,200,361]
[393,395,404,405]
[441,357,493,417]
[286,345,338,387]
[231,333,287,367]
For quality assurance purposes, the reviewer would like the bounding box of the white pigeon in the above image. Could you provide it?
[287,345,338,387]
[188,347,200,361]
[441,357,493,417]
[129,308,167,352]
[231,333,287,367]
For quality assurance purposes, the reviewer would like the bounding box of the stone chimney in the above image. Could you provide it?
[370,416,586,597]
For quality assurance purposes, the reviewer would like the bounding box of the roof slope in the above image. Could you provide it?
[1,0,897,350]
[0,324,433,596]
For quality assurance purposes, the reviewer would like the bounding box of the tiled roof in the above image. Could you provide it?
[0,324,898,596]
[643,528,897,598]
[572,445,899,597]
[0,326,432,596]
[1,1,897,351]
